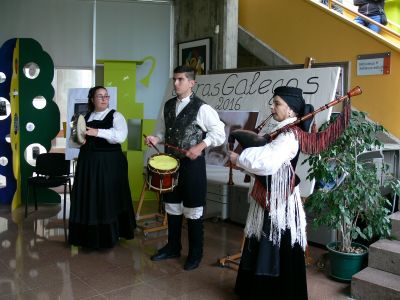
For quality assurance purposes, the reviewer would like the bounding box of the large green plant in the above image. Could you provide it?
[305,110,400,253]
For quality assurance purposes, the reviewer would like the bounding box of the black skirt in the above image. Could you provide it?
[235,215,308,300]
[68,146,136,249]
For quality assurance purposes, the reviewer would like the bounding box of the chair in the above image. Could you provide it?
[357,150,385,186]
[26,153,72,220]
[357,150,398,212]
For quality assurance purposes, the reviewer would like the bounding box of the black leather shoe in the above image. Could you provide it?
[183,258,201,271]
[151,251,180,261]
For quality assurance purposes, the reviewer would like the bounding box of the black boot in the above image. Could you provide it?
[151,214,182,261]
[184,218,203,271]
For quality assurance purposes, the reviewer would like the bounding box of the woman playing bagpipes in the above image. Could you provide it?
[229,85,355,299]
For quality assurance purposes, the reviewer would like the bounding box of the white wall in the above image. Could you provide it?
[96,0,172,119]
[0,0,172,119]
[0,0,94,68]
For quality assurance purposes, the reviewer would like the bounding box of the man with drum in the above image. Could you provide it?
[145,65,225,271]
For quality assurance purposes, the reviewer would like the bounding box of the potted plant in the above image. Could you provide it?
[305,110,400,281]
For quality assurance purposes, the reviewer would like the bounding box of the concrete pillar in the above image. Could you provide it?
[222,0,238,69]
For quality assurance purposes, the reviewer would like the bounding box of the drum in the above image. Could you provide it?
[147,153,179,193]
[70,114,86,146]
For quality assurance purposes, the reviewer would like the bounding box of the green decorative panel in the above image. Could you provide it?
[101,60,160,203]
[102,60,144,201]
[126,151,144,201]
[16,38,60,207]
[102,60,144,151]
[141,119,158,201]
[142,119,157,150]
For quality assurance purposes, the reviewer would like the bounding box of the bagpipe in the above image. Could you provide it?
[227,86,362,187]
[229,86,362,154]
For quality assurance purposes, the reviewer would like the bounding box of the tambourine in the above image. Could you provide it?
[70,114,86,146]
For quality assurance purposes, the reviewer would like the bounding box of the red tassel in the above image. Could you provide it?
[291,100,351,155]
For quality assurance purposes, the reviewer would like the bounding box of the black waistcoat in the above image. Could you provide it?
[164,95,205,158]
[83,109,121,151]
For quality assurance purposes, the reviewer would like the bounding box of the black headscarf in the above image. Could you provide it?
[273,86,306,117]
[273,86,314,131]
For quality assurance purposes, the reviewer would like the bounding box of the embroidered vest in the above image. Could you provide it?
[164,95,205,158]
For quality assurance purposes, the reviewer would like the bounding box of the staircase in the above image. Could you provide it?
[351,211,400,299]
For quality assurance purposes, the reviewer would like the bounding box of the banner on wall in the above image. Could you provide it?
[160,67,341,197]
[65,87,117,160]
[163,67,341,129]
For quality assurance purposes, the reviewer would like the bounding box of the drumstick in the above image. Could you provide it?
[164,143,187,155]
[143,134,161,153]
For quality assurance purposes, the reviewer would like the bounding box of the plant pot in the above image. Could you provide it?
[326,241,368,282]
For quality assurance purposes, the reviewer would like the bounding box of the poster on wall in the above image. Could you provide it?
[164,67,340,129]
[65,87,117,160]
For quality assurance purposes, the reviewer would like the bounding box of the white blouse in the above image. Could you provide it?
[87,108,128,144]
[236,117,299,176]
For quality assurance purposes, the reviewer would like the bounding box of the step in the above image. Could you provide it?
[351,267,400,300]
[368,239,400,276]
[391,211,400,240]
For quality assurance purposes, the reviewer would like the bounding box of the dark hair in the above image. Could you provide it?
[174,65,196,80]
[87,85,106,112]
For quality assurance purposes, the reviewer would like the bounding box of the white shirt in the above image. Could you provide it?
[236,117,299,176]
[155,95,226,148]
[87,108,128,144]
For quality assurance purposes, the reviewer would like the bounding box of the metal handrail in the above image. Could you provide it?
[321,0,400,39]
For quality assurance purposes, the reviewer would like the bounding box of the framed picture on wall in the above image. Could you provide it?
[178,38,211,75]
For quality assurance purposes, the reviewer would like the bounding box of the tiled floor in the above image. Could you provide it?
[0,199,351,300]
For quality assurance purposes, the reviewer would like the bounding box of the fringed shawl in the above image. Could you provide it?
[245,162,307,251]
